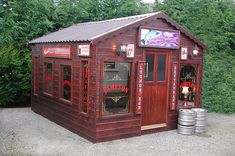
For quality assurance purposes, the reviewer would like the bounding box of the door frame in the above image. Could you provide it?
[141,49,171,129]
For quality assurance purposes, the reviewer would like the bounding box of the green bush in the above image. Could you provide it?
[0,45,31,106]
[202,51,235,113]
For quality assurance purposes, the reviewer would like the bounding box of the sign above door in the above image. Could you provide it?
[139,27,180,49]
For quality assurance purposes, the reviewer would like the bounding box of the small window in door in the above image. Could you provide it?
[145,54,154,81]
[157,54,166,81]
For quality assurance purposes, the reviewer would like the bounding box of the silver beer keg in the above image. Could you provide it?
[191,108,207,133]
[177,109,196,135]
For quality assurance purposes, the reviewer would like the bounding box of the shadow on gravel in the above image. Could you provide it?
[0,100,31,108]
[196,133,212,138]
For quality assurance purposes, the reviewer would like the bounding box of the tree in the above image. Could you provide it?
[0,0,54,106]
[53,0,90,29]
[0,45,31,105]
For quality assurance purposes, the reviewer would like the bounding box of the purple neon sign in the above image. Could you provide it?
[140,28,180,49]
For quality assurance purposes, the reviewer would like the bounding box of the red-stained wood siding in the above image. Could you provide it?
[31,42,97,142]
[94,17,204,141]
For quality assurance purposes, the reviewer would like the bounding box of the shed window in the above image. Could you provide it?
[157,54,166,81]
[61,65,71,101]
[103,62,131,115]
[178,65,197,108]
[44,63,53,95]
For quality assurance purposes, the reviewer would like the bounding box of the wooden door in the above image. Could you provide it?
[141,52,170,129]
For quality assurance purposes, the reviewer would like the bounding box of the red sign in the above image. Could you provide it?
[83,65,89,112]
[43,46,71,58]
[135,61,144,114]
[170,63,178,110]
[103,84,129,95]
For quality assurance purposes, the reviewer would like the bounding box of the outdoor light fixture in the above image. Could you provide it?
[190,45,199,57]
[182,86,189,107]
[192,45,199,56]
[116,41,128,56]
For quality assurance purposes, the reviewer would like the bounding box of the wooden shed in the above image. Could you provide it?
[29,12,207,142]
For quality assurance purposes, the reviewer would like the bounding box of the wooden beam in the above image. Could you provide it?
[141,123,167,130]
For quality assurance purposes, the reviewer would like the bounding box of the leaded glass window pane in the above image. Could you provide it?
[103,62,131,115]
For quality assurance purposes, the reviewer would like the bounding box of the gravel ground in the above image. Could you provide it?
[0,107,235,156]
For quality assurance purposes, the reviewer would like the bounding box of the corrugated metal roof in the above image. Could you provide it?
[29,12,160,44]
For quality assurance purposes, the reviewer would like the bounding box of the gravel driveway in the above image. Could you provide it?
[0,107,235,156]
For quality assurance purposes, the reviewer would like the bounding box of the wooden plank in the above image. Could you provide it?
[96,118,140,130]
[96,125,140,137]
[96,131,140,143]
[141,123,167,130]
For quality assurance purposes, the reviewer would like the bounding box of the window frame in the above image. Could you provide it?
[43,60,54,96]
[144,52,168,84]
[59,62,73,104]
[177,62,201,109]
[99,59,134,119]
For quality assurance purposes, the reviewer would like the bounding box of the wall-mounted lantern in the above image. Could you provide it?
[116,41,128,56]
[189,45,199,57]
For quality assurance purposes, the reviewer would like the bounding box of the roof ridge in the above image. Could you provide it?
[76,12,160,26]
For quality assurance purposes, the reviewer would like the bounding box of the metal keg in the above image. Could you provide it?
[177,124,195,135]
[177,109,196,135]
[178,109,196,126]
[191,108,207,133]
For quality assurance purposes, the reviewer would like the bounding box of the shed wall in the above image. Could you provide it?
[31,43,97,142]
[94,17,204,142]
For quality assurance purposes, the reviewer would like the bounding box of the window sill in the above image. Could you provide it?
[177,105,197,110]
[42,92,53,97]
[59,98,72,105]
[80,111,88,117]
[101,112,133,119]
[177,100,196,109]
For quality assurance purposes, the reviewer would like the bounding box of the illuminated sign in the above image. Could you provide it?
[140,28,180,49]
[43,46,71,58]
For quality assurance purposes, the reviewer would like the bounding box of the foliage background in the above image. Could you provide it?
[0,0,234,113]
